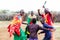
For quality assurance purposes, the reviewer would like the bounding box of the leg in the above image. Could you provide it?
[43,32,51,40]
[50,32,55,40]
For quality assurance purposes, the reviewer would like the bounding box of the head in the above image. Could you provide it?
[44,9,52,17]
[20,10,24,16]
[32,18,36,24]
[31,11,34,16]
[44,8,49,14]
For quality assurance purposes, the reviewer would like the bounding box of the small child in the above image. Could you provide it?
[40,18,55,40]
[26,18,51,40]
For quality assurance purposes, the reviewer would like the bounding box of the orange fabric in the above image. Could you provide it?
[42,13,54,40]
[42,14,53,26]
[8,15,22,37]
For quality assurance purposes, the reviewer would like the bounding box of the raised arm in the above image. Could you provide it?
[38,9,42,16]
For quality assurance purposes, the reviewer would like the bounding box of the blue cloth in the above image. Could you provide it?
[14,28,27,40]
[43,31,51,40]
[29,37,38,40]
[43,23,54,29]
[42,23,54,40]
[42,23,54,33]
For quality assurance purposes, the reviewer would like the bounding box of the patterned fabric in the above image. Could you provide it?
[25,15,36,38]
[14,28,27,40]
[8,15,22,37]
[29,38,38,40]
[42,14,53,26]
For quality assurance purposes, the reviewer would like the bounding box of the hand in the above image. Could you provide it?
[38,33,41,34]
[49,29,56,32]
[43,5,45,8]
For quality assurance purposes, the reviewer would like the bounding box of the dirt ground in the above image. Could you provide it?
[0,21,60,40]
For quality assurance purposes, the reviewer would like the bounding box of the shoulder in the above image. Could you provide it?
[35,24,40,27]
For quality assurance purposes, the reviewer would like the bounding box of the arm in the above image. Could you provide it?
[43,23,54,29]
[38,9,42,16]
[22,22,28,25]
[38,25,49,30]
[43,23,56,32]
[25,25,30,34]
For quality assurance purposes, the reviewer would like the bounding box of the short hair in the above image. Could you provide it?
[32,18,36,24]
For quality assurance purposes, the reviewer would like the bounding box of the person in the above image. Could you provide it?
[8,10,27,40]
[39,18,55,40]
[26,18,52,40]
[38,9,55,40]
[25,11,37,38]
[38,9,54,26]
[27,11,37,24]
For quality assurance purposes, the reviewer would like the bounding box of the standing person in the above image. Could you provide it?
[27,11,36,24]
[39,18,55,40]
[8,10,27,40]
[26,18,52,40]
[44,9,55,40]
[38,9,55,40]
[25,11,37,38]
[38,9,54,26]
[44,9,54,26]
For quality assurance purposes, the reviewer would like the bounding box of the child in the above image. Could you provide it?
[40,18,55,40]
[26,18,51,40]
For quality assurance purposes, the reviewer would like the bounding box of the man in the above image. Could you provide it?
[27,18,52,40]
[39,18,55,40]
[38,9,54,26]
[27,11,36,24]
[37,9,55,40]
[8,10,27,40]
[25,11,37,38]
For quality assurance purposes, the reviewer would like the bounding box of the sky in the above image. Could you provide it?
[0,0,60,12]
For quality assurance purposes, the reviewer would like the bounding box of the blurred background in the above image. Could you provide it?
[0,0,60,40]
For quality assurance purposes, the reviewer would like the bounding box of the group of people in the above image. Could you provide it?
[8,9,55,40]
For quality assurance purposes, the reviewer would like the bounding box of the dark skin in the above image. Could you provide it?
[37,9,55,34]
[20,11,24,16]
[44,10,54,22]
[37,9,54,23]
[38,20,55,34]
[31,11,34,16]
[19,11,25,21]
[38,9,41,16]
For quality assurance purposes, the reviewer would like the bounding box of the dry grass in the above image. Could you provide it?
[0,21,60,40]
